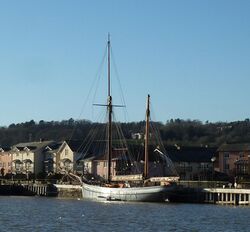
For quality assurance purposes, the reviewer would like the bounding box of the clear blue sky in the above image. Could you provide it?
[0,0,250,126]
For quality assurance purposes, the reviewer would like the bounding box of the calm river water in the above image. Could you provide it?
[0,196,249,232]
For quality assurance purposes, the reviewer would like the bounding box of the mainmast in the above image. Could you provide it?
[144,94,150,179]
[107,34,112,182]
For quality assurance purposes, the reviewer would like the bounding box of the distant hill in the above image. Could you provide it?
[1,118,250,147]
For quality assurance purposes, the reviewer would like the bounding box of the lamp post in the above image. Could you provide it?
[26,167,29,183]
[211,156,216,184]
[248,155,250,176]
[11,152,13,182]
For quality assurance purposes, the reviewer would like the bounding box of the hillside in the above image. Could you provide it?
[1,118,250,147]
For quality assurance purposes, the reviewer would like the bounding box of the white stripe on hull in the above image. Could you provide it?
[82,183,174,202]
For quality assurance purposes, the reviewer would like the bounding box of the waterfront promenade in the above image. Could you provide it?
[1,179,250,206]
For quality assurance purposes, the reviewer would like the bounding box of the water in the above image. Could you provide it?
[0,196,249,232]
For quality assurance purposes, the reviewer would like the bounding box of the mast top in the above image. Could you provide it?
[108,33,110,43]
[108,33,111,98]
[146,94,150,116]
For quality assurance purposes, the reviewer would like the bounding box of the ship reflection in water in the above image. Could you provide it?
[0,196,249,232]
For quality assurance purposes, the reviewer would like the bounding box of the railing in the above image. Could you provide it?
[177,180,230,189]
[11,168,33,173]
[0,178,63,185]
[1,178,250,189]
[176,166,193,172]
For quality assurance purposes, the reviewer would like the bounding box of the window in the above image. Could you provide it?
[200,163,210,171]
[65,149,68,156]
[15,163,21,170]
[224,153,229,158]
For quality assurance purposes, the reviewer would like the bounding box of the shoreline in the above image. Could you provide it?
[1,182,250,206]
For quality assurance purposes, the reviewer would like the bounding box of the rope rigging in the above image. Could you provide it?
[67,37,178,181]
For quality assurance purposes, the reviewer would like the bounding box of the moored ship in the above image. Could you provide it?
[81,36,179,202]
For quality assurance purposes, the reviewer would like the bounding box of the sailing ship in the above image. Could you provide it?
[81,36,179,202]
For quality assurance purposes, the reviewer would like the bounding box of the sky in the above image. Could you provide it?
[0,0,250,126]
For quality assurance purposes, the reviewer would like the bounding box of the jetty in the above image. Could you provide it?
[166,181,250,205]
[203,188,250,205]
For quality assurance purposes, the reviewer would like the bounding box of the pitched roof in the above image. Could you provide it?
[218,143,250,152]
[43,141,64,153]
[166,146,217,163]
[66,140,87,153]
[13,141,54,152]
[16,146,37,151]
[0,147,11,152]
[65,135,218,164]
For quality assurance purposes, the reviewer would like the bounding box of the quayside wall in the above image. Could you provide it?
[0,182,82,198]
[54,184,82,198]
[0,179,250,205]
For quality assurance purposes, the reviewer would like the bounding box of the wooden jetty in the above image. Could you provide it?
[203,188,250,205]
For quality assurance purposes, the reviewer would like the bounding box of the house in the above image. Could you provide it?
[5,140,86,177]
[10,140,80,177]
[79,141,119,179]
[43,141,65,174]
[0,140,95,178]
[217,143,250,178]
[80,144,177,180]
[56,141,75,174]
[80,143,218,181]
[131,133,143,140]
[11,140,54,177]
[36,139,218,182]
[66,140,89,174]
[0,147,12,175]
[166,146,218,181]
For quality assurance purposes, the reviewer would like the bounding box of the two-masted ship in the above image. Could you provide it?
[81,36,179,202]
